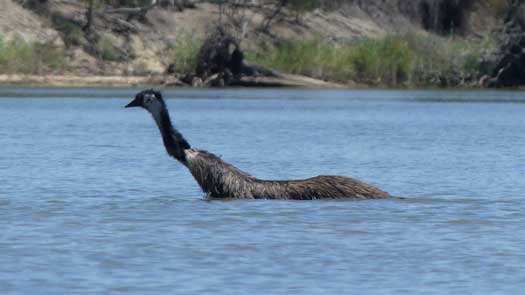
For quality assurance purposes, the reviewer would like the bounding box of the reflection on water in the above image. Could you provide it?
[0,88,524,294]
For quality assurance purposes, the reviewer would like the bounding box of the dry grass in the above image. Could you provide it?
[0,36,65,74]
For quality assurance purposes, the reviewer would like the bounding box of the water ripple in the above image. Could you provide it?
[1,89,525,294]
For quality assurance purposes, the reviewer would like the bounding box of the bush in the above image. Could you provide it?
[246,36,412,85]
[52,16,84,47]
[289,0,320,20]
[167,33,202,74]
[96,35,122,61]
[487,0,508,15]
[245,38,350,82]
[349,36,412,85]
[406,33,494,86]
[0,36,65,74]
[246,33,495,87]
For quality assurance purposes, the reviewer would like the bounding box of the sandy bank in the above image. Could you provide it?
[0,74,345,88]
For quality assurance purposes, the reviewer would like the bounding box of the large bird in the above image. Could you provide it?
[125,89,391,200]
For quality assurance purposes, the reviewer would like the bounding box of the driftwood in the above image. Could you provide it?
[196,27,239,78]
[190,26,246,86]
[176,25,276,88]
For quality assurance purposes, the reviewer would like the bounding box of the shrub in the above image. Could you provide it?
[52,15,84,47]
[289,0,320,20]
[96,35,122,61]
[246,36,412,85]
[349,36,412,85]
[0,35,65,74]
[167,33,202,74]
[487,0,509,15]
[245,33,495,87]
[406,33,495,86]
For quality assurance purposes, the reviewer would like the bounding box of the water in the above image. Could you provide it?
[1,88,524,294]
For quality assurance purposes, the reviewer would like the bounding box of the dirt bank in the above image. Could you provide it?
[0,0,501,88]
[0,73,344,88]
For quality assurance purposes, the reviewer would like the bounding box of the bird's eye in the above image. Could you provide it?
[145,96,153,104]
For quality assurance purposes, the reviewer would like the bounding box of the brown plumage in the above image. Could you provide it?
[126,89,391,200]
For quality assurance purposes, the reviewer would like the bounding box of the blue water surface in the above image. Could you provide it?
[0,88,524,294]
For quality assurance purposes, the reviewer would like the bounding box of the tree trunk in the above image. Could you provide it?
[84,0,95,34]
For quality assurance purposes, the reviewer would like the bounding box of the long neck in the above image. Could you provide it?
[152,107,191,164]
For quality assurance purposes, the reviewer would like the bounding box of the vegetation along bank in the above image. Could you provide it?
[0,0,523,88]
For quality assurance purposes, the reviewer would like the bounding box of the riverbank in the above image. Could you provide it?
[0,74,154,88]
[0,0,506,89]
[0,73,345,88]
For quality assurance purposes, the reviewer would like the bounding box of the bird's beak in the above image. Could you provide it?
[125,98,142,108]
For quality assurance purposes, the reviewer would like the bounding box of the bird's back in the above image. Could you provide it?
[250,176,390,200]
[185,149,390,200]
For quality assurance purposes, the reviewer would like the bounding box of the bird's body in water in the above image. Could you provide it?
[126,89,391,200]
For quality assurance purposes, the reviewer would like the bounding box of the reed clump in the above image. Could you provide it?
[167,33,203,75]
[246,33,495,87]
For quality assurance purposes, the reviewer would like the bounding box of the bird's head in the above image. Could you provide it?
[125,89,166,117]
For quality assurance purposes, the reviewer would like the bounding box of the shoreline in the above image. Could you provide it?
[0,74,347,89]
[0,74,162,88]
[0,74,501,90]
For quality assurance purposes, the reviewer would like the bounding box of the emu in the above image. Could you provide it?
[125,89,391,200]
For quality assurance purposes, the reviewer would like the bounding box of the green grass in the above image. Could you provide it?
[0,36,65,74]
[167,33,203,74]
[246,33,496,87]
[245,39,352,82]
[52,15,84,47]
[349,36,412,85]
[96,35,122,62]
